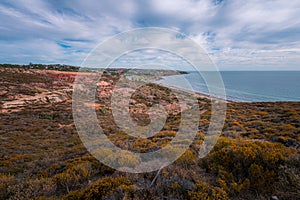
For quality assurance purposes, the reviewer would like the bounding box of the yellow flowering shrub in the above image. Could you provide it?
[200,137,296,194]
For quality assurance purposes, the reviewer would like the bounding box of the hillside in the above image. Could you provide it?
[0,67,299,200]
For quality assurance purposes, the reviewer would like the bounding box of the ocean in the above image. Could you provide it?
[156,71,300,102]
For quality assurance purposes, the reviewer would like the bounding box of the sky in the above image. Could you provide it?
[1,0,300,70]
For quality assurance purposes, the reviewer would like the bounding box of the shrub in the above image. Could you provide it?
[133,138,157,153]
[54,162,92,193]
[200,137,296,194]
[0,174,15,199]
[187,181,229,200]
[175,148,198,168]
[5,177,56,199]
[63,177,133,200]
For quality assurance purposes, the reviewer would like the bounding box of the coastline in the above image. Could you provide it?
[160,84,231,103]
[156,70,300,103]
[155,70,230,103]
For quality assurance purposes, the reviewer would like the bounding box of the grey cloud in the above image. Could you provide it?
[0,0,300,69]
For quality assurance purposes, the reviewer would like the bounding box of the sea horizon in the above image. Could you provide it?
[157,70,300,102]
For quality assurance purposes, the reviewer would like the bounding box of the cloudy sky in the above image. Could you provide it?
[1,0,300,70]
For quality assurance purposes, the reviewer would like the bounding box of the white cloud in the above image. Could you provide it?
[0,0,300,70]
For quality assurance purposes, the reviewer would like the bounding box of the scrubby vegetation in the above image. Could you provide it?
[0,66,299,199]
[0,63,79,72]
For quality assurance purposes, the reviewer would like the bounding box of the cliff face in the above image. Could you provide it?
[0,68,72,113]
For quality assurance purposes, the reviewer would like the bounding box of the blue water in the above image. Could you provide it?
[156,71,300,102]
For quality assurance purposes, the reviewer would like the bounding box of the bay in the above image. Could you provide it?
[156,71,300,102]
